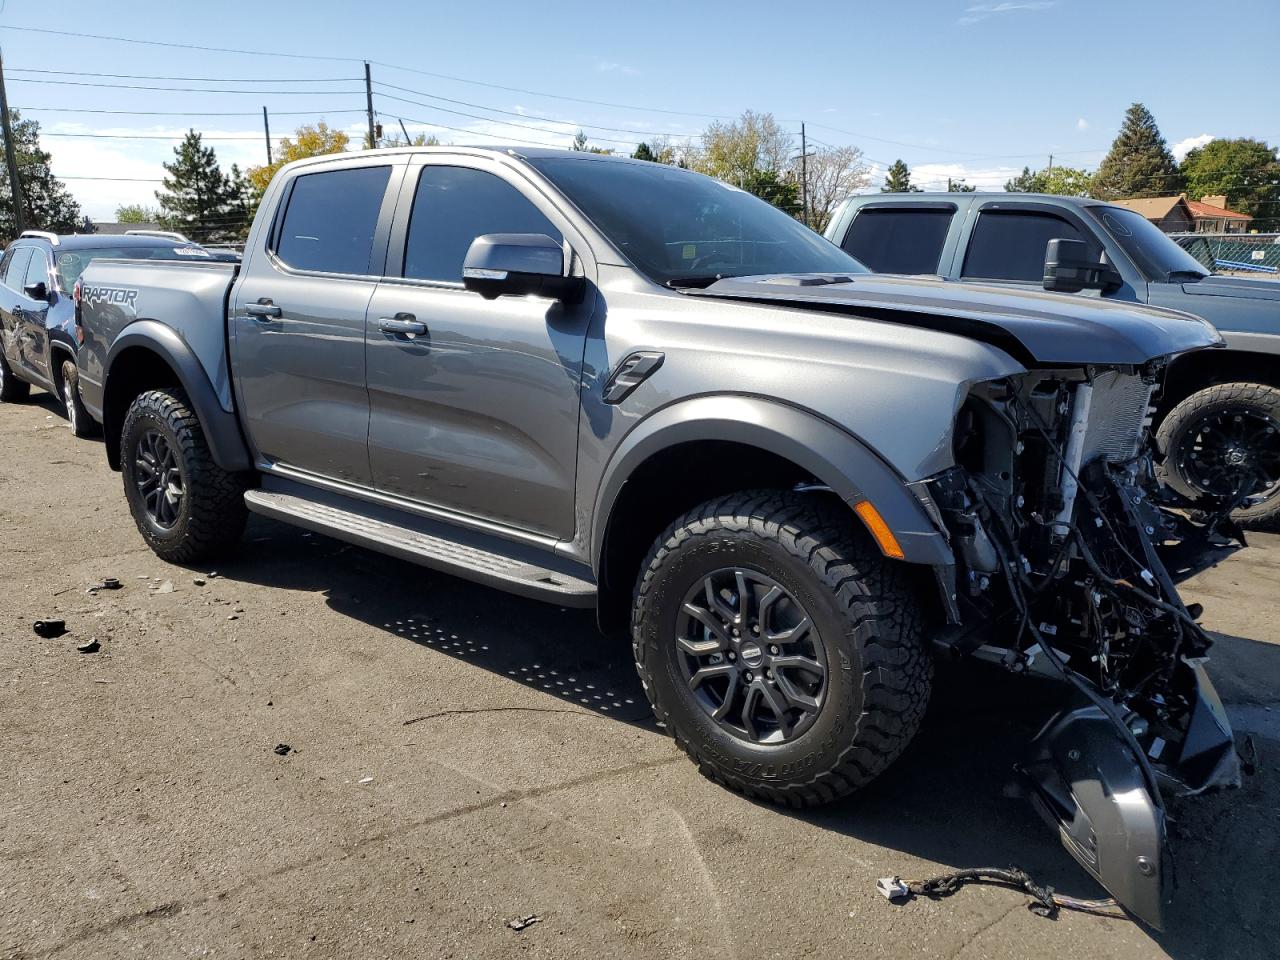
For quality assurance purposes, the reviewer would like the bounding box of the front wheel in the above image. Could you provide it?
[631,491,932,808]
[120,388,249,563]
[1157,382,1280,530]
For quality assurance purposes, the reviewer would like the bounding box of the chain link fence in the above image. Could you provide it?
[1171,232,1280,275]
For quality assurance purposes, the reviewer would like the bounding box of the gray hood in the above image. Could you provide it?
[691,273,1223,367]
[1181,274,1280,303]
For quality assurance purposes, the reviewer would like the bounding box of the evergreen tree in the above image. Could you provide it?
[155,130,243,242]
[631,142,657,162]
[1091,103,1182,199]
[881,159,921,193]
[0,109,92,238]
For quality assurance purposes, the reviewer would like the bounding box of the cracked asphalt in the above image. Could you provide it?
[2,391,1278,960]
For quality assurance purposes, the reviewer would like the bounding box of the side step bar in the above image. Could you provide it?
[244,488,596,607]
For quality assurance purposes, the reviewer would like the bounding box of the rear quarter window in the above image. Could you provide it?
[840,208,953,275]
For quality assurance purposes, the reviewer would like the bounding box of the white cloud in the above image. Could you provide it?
[959,1,1055,25]
[904,162,1026,191]
[1171,133,1214,161]
[1076,117,1089,131]
[594,59,639,76]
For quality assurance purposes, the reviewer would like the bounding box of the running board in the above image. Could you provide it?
[243,488,596,607]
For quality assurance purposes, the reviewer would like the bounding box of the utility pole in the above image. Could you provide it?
[399,118,412,146]
[1047,153,1054,174]
[800,122,809,227]
[262,106,273,165]
[0,50,26,235]
[364,61,377,150]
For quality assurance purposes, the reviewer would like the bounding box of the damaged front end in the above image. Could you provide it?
[928,362,1242,929]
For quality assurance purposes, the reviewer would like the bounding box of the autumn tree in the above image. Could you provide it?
[0,109,92,238]
[246,122,350,194]
[686,111,797,211]
[1092,103,1182,199]
[804,145,872,232]
[1180,138,1280,230]
[881,159,921,193]
[154,130,244,242]
[1004,165,1095,196]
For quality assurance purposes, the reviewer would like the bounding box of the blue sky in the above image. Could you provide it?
[0,0,1275,219]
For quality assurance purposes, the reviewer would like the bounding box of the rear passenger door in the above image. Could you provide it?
[17,248,54,380]
[231,158,404,486]
[837,203,958,276]
[0,246,33,373]
[955,202,1094,290]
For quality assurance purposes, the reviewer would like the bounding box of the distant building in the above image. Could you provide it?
[1111,195,1252,234]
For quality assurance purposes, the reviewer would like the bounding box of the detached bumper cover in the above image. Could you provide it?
[1019,662,1239,930]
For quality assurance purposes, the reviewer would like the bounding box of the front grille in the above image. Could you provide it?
[1083,371,1154,465]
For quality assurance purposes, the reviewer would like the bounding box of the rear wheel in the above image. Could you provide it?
[632,490,932,808]
[0,348,30,403]
[120,388,249,563]
[1157,382,1280,530]
[60,359,97,438]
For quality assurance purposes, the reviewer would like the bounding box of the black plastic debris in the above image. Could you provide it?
[506,915,541,931]
[273,743,292,756]
[76,639,100,654]
[99,578,121,590]
[33,619,66,638]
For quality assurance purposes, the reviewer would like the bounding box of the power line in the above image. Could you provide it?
[9,77,365,95]
[0,24,358,63]
[381,112,572,149]
[41,132,289,141]
[15,106,367,117]
[8,67,357,83]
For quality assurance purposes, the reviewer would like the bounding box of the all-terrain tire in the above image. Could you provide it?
[632,490,932,808]
[120,388,249,563]
[1157,382,1280,530]
[60,359,98,438]
[0,348,31,402]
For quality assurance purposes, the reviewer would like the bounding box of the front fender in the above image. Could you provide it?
[591,394,953,569]
[102,321,251,472]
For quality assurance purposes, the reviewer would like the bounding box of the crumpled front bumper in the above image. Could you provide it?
[1019,660,1239,929]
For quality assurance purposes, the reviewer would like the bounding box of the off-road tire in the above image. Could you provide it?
[60,359,97,438]
[120,388,249,563]
[1157,382,1280,530]
[632,490,932,808]
[0,348,30,402]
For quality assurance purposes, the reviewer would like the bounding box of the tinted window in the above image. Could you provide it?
[963,210,1085,282]
[276,166,391,275]
[1089,206,1209,280]
[4,247,33,290]
[404,166,562,283]
[530,157,866,286]
[841,208,953,275]
[23,251,50,289]
[52,244,210,295]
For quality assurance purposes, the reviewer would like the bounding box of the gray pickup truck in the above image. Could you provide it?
[77,147,1240,927]
[825,193,1280,526]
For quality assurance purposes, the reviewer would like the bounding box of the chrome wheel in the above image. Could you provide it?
[134,428,186,529]
[1176,406,1280,502]
[676,568,827,744]
[63,379,78,433]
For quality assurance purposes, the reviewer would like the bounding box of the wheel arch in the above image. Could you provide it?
[1160,344,1280,424]
[102,322,251,473]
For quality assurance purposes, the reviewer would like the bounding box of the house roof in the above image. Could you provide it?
[1185,198,1251,221]
[1110,196,1189,220]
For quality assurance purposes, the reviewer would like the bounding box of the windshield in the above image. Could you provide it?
[1088,206,1210,281]
[54,244,212,294]
[528,157,867,286]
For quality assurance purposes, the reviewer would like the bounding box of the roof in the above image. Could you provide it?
[11,233,194,251]
[1184,197,1251,221]
[1109,196,1189,221]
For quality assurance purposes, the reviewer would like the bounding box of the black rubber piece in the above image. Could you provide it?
[631,489,933,808]
[120,388,249,563]
[60,359,98,438]
[1157,381,1280,531]
[0,348,31,403]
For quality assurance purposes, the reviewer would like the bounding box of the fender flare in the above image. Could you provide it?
[590,394,953,570]
[102,321,251,472]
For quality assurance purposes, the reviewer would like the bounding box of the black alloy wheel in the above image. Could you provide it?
[133,427,187,529]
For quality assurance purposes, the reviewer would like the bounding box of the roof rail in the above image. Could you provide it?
[19,230,59,246]
[125,229,190,243]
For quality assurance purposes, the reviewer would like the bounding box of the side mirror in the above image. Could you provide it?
[23,281,49,302]
[463,233,584,303]
[1043,238,1122,294]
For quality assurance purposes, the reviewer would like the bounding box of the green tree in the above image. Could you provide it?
[155,130,243,242]
[881,159,921,193]
[114,203,162,224]
[247,121,350,194]
[0,109,92,239]
[569,129,612,154]
[1180,138,1280,230]
[1092,103,1182,199]
[1004,165,1094,196]
[631,142,657,162]
[688,110,795,210]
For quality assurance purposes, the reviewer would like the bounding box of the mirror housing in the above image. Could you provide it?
[463,233,584,303]
[1043,238,1122,294]
[23,281,49,302]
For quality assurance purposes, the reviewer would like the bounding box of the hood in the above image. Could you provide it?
[689,274,1223,367]
[1181,274,1280,303]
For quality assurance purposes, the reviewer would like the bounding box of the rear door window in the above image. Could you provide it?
[962,210,1084,282]
[402,166,562,283]
[4,247,34,290]
[841,208,953,275]
[23,251,50,290]
[275,166,392,275]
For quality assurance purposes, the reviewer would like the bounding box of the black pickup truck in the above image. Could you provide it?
[826,193,1280,527]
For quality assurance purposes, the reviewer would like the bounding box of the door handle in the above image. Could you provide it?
[245,300,283,320]
[378,315,428,338]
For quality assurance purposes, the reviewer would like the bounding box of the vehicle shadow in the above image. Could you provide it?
[215,516,1279,959]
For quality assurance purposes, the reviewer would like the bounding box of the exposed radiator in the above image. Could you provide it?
[1082,371,1155,465]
